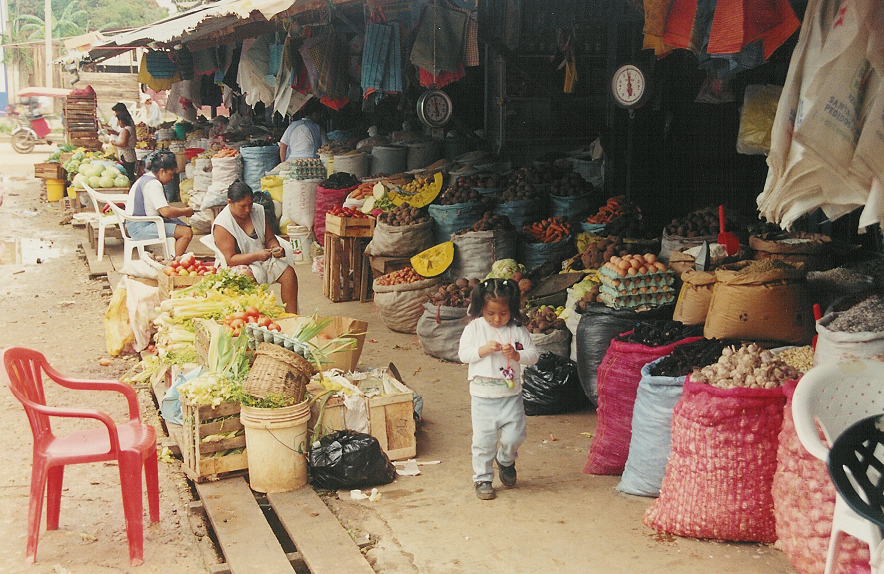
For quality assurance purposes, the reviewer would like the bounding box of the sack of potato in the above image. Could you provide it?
[416,278,479,362]
[373,268,441,333]
[365,203,435,258]
[525,305,570,357]
[449,213,517,281]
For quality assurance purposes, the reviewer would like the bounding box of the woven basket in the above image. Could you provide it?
[244,343,314,402]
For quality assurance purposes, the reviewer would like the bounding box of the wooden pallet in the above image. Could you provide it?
[323,233,371,303]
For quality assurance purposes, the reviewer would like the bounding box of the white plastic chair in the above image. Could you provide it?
[102,193,175,266]
[792,358,884,574]
[82,185,126,262]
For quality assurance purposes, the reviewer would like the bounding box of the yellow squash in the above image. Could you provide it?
[411,241,454,277]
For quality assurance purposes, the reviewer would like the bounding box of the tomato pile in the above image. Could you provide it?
[327,205,369,218]
[163,253,216,277]
[222,306,281,337]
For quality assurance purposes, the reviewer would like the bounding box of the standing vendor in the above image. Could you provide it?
[279,98,328,162]
[106,102,137,183]
[125,150,194,257]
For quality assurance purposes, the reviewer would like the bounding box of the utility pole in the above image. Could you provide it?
[44,0,52,87]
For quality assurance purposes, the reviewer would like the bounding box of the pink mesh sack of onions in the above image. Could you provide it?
[773,379,870,574]
[643,379,785,542]
[584,333,702,475]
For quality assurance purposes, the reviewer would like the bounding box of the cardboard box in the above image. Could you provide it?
[181,398,249,482]
[275,315,368,373]
[307,374,416,460]
[325,213,375,237]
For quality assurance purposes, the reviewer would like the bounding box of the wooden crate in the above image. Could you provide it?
[323,233,371,303]
[193,318,222,367]
[158,269,204,299]
[325,213,375,237]
[368,255,411,277]
[181,399,249,482]
[34,163,64,180]
[307,376,416,460]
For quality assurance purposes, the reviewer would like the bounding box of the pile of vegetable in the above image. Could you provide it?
[513,164,561,185]
[690,343,801,389]
[321,172,360,190]
[429,278,479,307]
[64,150,129,189]
[479,173,506,189]
[572,274,602,311]
[649,338,732,377]
[45,143,78,163]
[615,320,703,346]
[376,267,426,286]
[523,217,572,243]
[664,206,731,238]
[327,205,369,219]
[348,182,375,200]
[222,306,281,337]
[601,203,650,239]
[486,259,526,281]
[586,196,629,225]
[456,212,513,234]
[178,329,250,407]
[162,254,216,277]
[211,147,240,159]
[777,346,814,371]
[318,141,352,155]
[575,236,633,270]
[437,179,488,205]
[524,305,566,334]
[378,204,429,226]
[549,172,593,197]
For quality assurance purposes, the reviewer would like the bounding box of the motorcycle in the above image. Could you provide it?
[9,87,73,154]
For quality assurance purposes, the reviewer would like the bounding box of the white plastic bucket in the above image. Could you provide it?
[286,224,312,264]
[240,401,311,493]
[333,152,368,178]
[371,145,408,176]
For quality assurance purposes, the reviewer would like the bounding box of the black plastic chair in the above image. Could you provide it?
[828,414,884,536]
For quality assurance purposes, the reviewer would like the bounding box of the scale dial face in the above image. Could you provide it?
[417,90,453,128]
[611,64,650,109]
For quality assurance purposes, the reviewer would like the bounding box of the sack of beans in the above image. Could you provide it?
[773,379,870,574]
[672,270,717,326]
[814,295,884,367]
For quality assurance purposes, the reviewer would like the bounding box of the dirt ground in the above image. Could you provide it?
[0,145,797,574]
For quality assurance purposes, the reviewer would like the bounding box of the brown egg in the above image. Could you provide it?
[627,267,638,276]
[645,253,657,264]
[617,268,627,278]
[639,287,648,293]
[650,285,658,292]
[655,262,668,272]
[610,256,621,265]
[633,254,645,265]
[618,260,631,271]
[638,266,648,274]
[630,259,642,269]
[612,279,621,287]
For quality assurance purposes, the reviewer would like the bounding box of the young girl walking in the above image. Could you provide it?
[458,278,539,500]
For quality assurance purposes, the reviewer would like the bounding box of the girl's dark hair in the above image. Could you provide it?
[112,102,134,127]
[145,150,176,173]
[227,181,254,203]
[467,278,523,325]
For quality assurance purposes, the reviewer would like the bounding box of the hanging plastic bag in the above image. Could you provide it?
[521,352,588,416]
[309,430,397,490]
[736,84,783,156]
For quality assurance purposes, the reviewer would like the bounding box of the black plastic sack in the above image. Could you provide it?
[521,235,575,272]
[428,203,485,244]
[252,190,281,236]
[575,303,673,404]
[309,430,397,490]
[494,199,543,230]
[522,352,589,416]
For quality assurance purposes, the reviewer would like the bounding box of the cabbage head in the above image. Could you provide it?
[98,176,114,188]
[486,259,526,279]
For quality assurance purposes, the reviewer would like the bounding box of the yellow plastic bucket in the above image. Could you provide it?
[46,179,65,202]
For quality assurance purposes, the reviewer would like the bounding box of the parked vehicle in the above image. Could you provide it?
[9,87,72,154]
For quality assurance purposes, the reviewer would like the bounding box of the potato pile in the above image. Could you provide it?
[690,343,801,389]
[524,305,566,334]
[578,236,633,270]
[516,164,561,185]
[549,172,593,197]
[378,204,430,226]
[498,179,540,203]
[437,179,489,205]
[428,278,479,308]
[664,207,730,238]
[376,267,426,286]
[481,173,506,189]
[574,285,602,311]
[456,212,514,234]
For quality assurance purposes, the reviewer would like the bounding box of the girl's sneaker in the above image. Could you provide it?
[475,481,495,500]
[497,459,517,487]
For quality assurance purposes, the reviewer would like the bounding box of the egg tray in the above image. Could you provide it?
[243,323,311,357]
[599,283,675,299]
[599,268,675,289]
[598,290,676,309]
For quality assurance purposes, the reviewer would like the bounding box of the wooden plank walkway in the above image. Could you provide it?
[268,489,376,574]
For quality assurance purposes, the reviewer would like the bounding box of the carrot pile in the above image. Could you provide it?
[585,195,627,224]
[523,216,572,243]
[212,147,239,158]
[348,182,375,200]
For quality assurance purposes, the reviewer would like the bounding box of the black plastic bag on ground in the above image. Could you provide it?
[522,352,589,416]
[309,430,397,490]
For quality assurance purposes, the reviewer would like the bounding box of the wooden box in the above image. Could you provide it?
[325,214,375,238]
[193,318,222,367]
[307,375,416,460]
[34,163,64,180]
[158,270,203,299]
[181,398,249,482]
[368,255,411,277]
[323,233,371,303]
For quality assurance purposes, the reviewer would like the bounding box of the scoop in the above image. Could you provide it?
[718,205,739,256]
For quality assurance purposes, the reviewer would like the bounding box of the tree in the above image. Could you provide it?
[16,1,92,40]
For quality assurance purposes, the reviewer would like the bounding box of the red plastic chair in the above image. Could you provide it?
[1,347,160,566]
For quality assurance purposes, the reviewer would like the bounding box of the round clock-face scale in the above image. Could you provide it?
[612,64,649,109]
[417,90,453,128]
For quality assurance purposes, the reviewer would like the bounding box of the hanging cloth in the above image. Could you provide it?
[222,43,242,91]
[663,0,699,50]
[643,0,678,56]
[410,4,468,76]
[200,75,223,107]
[193,48,219,75]
[177,46,195,81]
[315,33,350,99]
[299,35,325,97]
[362,15,403,95]
[137,54,177,92]
[706,0,800,60]
[267,32,285,87]
[238,34,277,107]
[463,11,479,67]
[146,50,176,79]
[418,63,465,89]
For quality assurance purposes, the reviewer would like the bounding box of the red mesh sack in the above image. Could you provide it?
[643,379,785,542]
[773,378,870,574]
[314,183,357,240]
[583,334,702,475]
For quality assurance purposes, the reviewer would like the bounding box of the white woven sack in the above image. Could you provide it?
[373,277,440,334]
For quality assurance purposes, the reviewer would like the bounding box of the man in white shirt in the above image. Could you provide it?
[279,98,328,162]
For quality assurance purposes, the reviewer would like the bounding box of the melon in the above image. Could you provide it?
[114,176,129,187]
[78,163,91,175]
[72,173,87,188]
[88,176,101,188]
[98,176,114,188]
[411,241,454,277]
[102,169,118,180]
